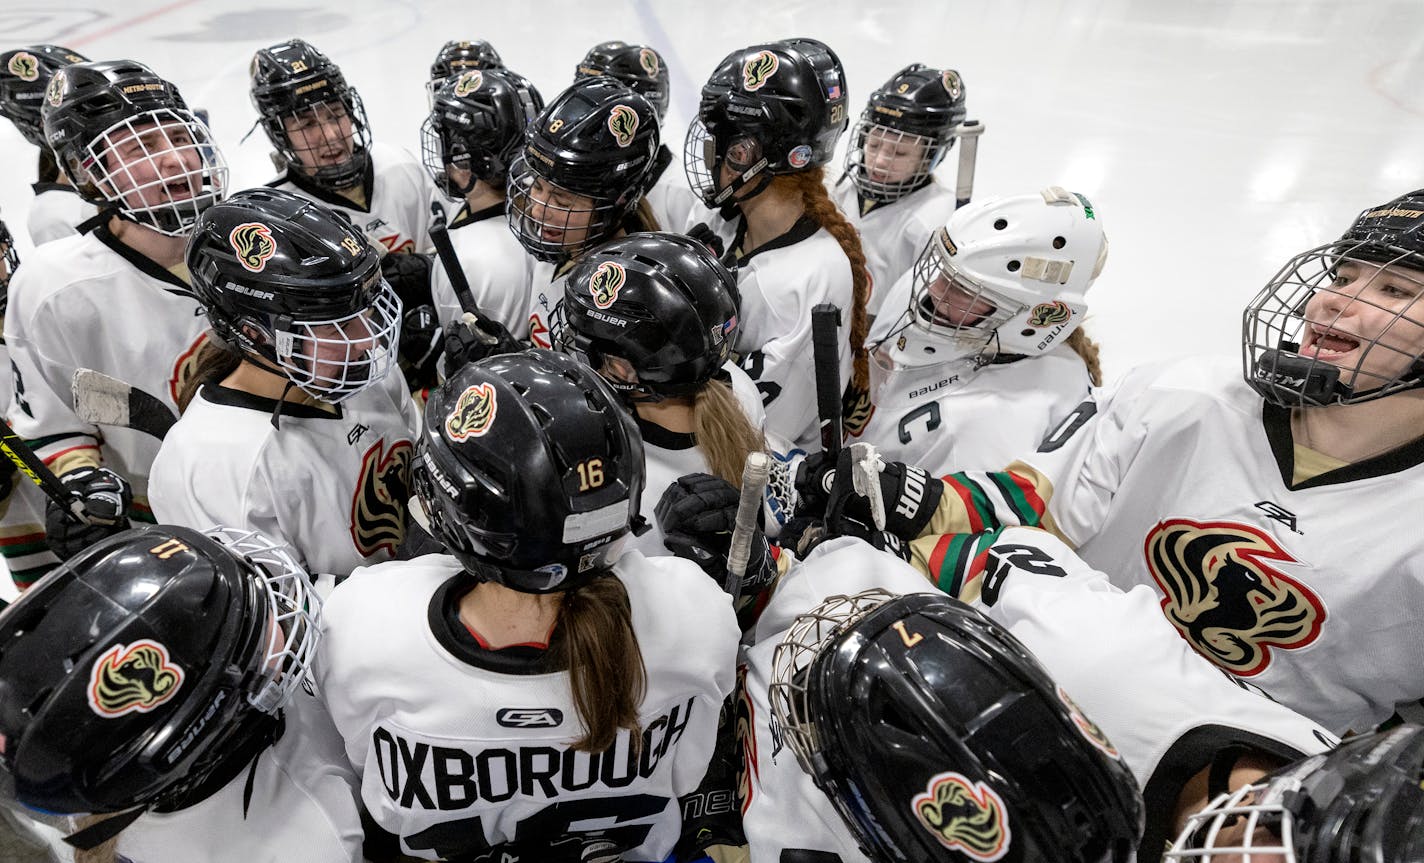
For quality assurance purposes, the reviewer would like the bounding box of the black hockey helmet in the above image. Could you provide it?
[421,67,544,199]
[249,39,371,190]
[429,39,504,85]
[413,349,646,593]
[506,77,660,263]
[684,38,849,208]
[771,590,1144,863]
[846,63,968,202]
[0,44,89,147]
[1168,723,1424,863]
[0,217,17,315]
[42,59,228,236]
[187,187,402,403]
[1244,188,1424,406]
[553,232,740,400]
[574,41,670,120]
[0,525,319,838]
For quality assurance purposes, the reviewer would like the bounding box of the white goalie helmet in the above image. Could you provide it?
[883,187,1108,366]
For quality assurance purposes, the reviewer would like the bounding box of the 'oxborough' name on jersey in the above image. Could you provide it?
[372,697,695,811]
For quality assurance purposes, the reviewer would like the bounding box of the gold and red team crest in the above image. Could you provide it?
[7,52,39,82]
[742,50,779,91]
[86,639,185,719]
[638,48,660,78]
[911,771,1011,862]
[446,382,498,441]
[607,104,639,148]
[453,70,483,97]
[589,261,626,309]
[45,68,66,107]
[230,222,277,273]
[1055,685,1121,760]
[1027,301,1072,327]
[941,69,964,100]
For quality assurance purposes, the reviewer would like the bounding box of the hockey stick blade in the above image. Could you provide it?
[725,451,773,601]
[72,369,177,440]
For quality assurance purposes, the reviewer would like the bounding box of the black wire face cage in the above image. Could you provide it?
[505,155,627,263]
[80,108,229,237]
[418,115,472,201]
[549,309,657,403]
[1242,239,1424,406]
[263,93,372,190]
[682,120,766,209]
[845,120,945,203]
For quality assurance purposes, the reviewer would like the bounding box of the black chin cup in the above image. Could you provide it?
[1250,347,1344,407]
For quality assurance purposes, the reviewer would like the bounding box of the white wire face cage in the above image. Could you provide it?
[272,279,402,403]
[769,589,900,779]
[1243,239,1424,405]
[505,155,625,262]
[1166,781,1296,863]
[906,236,1017,353]
[202,527,323,716]
[81,108,228,237]
[845,121,942,203]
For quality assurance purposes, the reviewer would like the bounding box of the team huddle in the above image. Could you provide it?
[0,30,1419,863]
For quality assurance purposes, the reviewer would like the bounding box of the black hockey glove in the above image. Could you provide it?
[0,456,15,504]
[380,250,435,310]
[791,450,837,521]
[398,303,442,390]
[655,473,777,600]
[821,448,944,541]
[686,222,725,259]
[45,466,132,561]
[442,314,523,376]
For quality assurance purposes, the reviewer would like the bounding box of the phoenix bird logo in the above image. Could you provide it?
[589,261,626,309]
[1145,519,1325,676]
[453,70,483,97]
[87,640,185,718]
[941,70,963,99]
[7,52,39,82]
[638,48,660,77]
[912,772,1011,862]
[742,50,779,91]
[45,69,66,107]
[446,382,497,441]
[229,222,277,273]
[351,438,412,557]
[1056,685,1120,759]
[607,104,639,148]
[1027,301,1072,327]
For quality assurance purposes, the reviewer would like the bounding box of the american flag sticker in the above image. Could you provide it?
[827,84,842,99]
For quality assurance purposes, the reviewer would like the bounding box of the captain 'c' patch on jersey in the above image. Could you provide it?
[607,105,639,148]
[87,639,185,718]
[351,438,412,558]
[911,771,1011,862]
[741,51,779,91]
[168,330,211,405]
[229,222,278,273]
[446,383,497,441]
[589,261,626,309]
[1144,518,1326,677]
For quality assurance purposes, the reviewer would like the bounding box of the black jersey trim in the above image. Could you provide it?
[731,214,821,267]
[1140,724,1312,860]
[449,200,507,230]
[92,222,192,293]
[266,150,376,214]
[198,382,343,420]
[645,144,674,192]
[1262,401,1424,490]
[636,415,697,451]
[30,181,79,196]
[428,573,561,675]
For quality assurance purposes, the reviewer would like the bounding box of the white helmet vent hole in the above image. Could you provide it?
[993,218,1008,230]
[1007,260,1021,272]
[1053,236,1066,249]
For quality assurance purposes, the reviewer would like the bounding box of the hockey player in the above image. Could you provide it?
[551,232,774,559]
[506,77,661,351]
[251,39,432,255]
[0,524,363,863]
[794,188,1424,736]
[316,350,739,861]
[147,188,415,593]
[425,39,503,105]
[684,38,871,450]
[0,44,98,245]
[573,40,699,233]
[856,188,1107,473]
[5,60,227,563]
[421,67,543,335]
[833,63,967,317]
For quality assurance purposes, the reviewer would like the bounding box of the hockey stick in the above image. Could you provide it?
[72,369,177,440]
[954,119,984,209]
[0,417,87,524]
[428,203,499,349]
[725,451,772,601]
[847,441,887,532]
[811,303,844,456]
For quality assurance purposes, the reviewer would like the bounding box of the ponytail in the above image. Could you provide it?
[71,815,119,863]
[775,168,871,391]
[1065,327,1103,386]
[693,379,767,487]
[175,335,242,413]
[554,575,647,752]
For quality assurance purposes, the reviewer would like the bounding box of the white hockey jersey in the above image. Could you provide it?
[931,356,1424,735]
[854,344,1093,474]
[267,142,435,254]
[429,199,533,338]
[148,370,419,587]
[114,687,364,863]
[0,299,58,588]
[524,258,574,350]
[27,182,99,246]
[316,550,739,861]
[643,145,701,237]
[829,176,955,318]
[3,224,208,506]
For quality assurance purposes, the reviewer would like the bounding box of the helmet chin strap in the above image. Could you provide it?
[716,171,773,222]
[62,807,147,850]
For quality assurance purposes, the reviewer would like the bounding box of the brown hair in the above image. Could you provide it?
[632,197,661,233]
[175,336,242,413]
[775,169,871,391]
[553,575,647,752]
[38,147,61,184]
[1066,327,1103,386]
[694,379,767,487]
[71,815,119,863]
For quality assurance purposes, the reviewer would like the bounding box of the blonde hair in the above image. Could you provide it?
[175,336,241,413]
[1066,327,1103,386]
[693,379,767,486]
[553,576,647,752]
